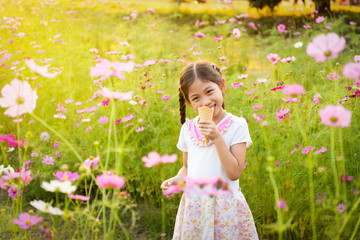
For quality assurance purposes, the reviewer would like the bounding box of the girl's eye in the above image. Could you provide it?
[207,90,213,94]
[192,97,198,101]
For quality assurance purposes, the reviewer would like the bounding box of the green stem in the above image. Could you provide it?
[350,215,360,240]
[29,113,83,162]
[267,166,283,240]
[331,127,340,231]
[337,196,360,239]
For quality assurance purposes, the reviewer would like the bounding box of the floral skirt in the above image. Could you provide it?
[173,189,258,240]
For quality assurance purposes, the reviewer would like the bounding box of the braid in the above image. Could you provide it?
[179,87,186,124]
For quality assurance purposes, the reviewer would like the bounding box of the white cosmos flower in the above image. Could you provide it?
[41,180,76,194]
[294,42,303,48]
[7,147,15,153]
[128,100,137,105]
[0,165,15,175]
[30,200,64,215]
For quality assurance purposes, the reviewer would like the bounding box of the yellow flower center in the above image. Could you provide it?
[17,97,25,105]
[330,117,338,123]
[26,220,31,225]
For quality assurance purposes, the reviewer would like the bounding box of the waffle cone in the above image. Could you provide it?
[198,106,214,145]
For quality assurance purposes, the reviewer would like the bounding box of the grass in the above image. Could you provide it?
[0,0,360,239]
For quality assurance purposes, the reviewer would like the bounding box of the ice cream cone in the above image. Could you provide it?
[198,106,214,145]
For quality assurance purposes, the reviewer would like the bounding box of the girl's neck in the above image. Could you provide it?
[213,109,227,125]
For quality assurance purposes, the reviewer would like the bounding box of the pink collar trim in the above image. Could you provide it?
[187,114,233,147]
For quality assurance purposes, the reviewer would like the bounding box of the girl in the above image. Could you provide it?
[161,61,258,239]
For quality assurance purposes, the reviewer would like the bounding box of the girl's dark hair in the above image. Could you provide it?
[178,60,225,124]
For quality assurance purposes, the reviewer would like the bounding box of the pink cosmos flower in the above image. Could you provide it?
[147,8,157,14]
[277,199,287,209]
[316,147,327,154]
[316,16,325,24]
[90,59,135,80]
[214,35,223,41]
[290,148,297,154]
[306,33,346,62]
[146,23,156,30]
[53,141,60,149]
[162,95,170,101]
[319,105,351,127]
[343,62,360,87]
[42,155,54,165]
[231,82,243,89]
[327,72,340,81]
[248,22,257,30]
[86,126,92,132]
[326,25,332,30]
[194,33,205,38]
[8,187,21,198]
[277,24,287,34]
[142,151,177,168]
[303,25,312,29]
[89,48,99,53]
[143,60,158,66]
[233,28,241,38]
[96,173,125,190]
[302,146,314,154]
[275,162,280,166]
[31,152,39,157]
[276,109,290,123]
[246,91,254,95]
[98,116,109,124]
[337,203,345,213]
[0,78,38,118]
[237,74,248,79]
[83,156,99,170]
[350,21,357,26]
[13,212,42,229]
[354,55,360,62]
[54,171,79,181]
[55,151,61,158]
[282,84,305,96]
[0,134,27,148]
[257,79,267,83]
[252,113,264,123]
[267,53,281,65]
[25,59,60,78]
[159,59,171,63]
[280,56,296,63]
[135,126,145,132]
[100,87,133,101]
[313,93,321,104]
[252,105,262,110]
[282,97,300,103]
[68,194,90,201]
[163,185,181,196]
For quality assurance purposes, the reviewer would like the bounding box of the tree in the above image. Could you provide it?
[249,0,332,15]
[313,0,331,14]
[248,0,282,12]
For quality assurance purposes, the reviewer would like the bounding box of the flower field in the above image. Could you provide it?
[0,0,360,239]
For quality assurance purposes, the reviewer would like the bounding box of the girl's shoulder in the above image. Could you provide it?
[226,113,248,127]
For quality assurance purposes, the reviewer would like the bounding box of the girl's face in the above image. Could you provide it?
[188,78,226,123]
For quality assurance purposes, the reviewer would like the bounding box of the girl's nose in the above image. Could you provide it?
[202,98,211,106]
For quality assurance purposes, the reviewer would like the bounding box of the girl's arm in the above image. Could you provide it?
[160,152,188,190]
[199,120,246,181]
[213,138,246,181]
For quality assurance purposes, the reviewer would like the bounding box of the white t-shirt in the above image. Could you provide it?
[176,112,252,192]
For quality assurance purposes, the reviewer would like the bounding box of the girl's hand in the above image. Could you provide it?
[160,176,182,198]
[198,120,221,141]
